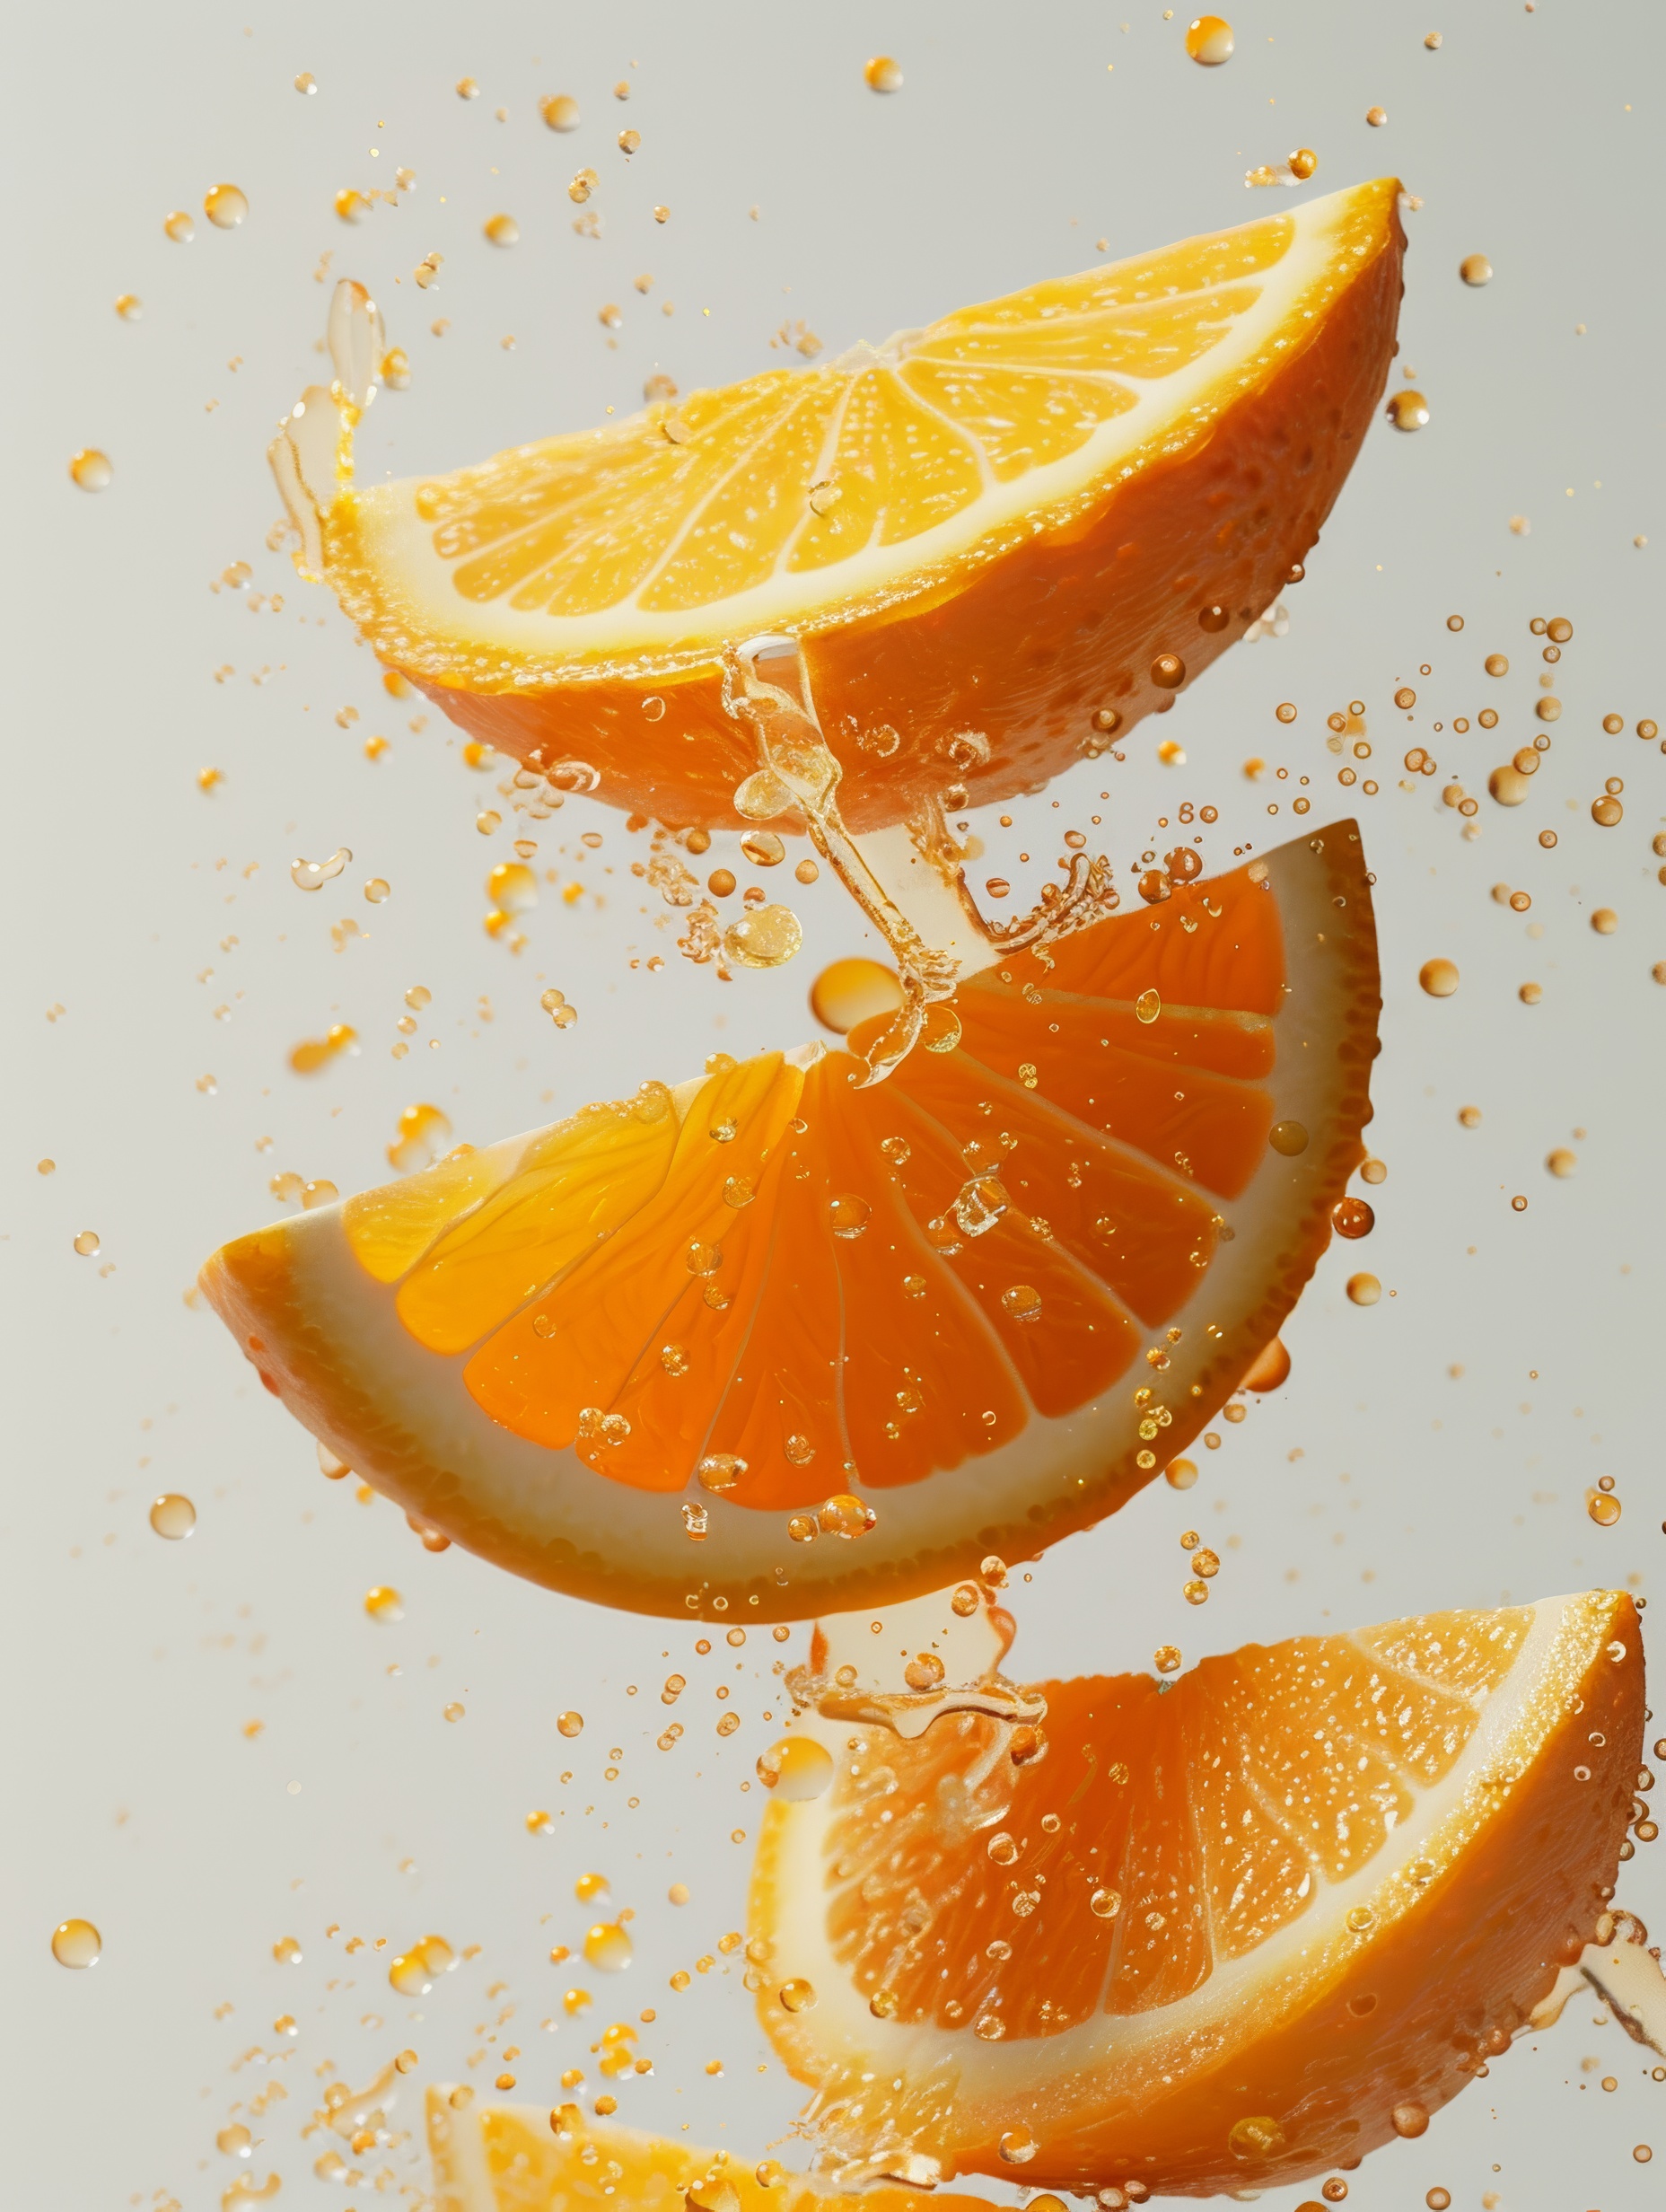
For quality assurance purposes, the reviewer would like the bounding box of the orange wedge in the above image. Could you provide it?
[284,181,1405,830]
[200,821,1378,1621]
[750,1589,1644,2198]
[426,2092,1005,2212]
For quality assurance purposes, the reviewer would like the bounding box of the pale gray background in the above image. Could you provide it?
[4,3,1663,2207]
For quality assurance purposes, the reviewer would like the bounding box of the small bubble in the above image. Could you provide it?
[1227,2116,1285,2161]
[114,293,142,320]
[723,904,802,969]
[1164,1457,1198,1489]
[777,1976,818,2011]
[456,76,480,100]
[1391,2102,1429,2139]
[1268,1119,1310,1157]
[1591,794,1623,827]
[1185,15,1235,66]
[997,2127,1039,2165]
[1001,1284,1043,1323]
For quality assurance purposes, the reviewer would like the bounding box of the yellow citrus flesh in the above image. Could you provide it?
[199,822,1379,1622]
[750,1591,1643,2196]
[308,182,1405,829]
[426,2094,1000,2212]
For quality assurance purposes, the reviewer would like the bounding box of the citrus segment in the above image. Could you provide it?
[290,182,1406,829]
[200,822,1378,1620]
[426,2094,998,2212]
[751,1590,1644,2194]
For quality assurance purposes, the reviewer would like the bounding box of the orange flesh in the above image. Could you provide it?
[825,1610,1536,2040]
[348,859,1285,1511]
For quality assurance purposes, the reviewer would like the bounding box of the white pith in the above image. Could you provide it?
[752,1593,1619,2177]
[219,825,1372,1615]
[330,189,1381,680]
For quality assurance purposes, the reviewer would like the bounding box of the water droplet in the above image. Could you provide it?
[1185,15,1235,66]
[69,449,112,492]
[163,209,195,242]
[1346,1273,1381,1306]
[723,905,802,969]
[51,1918,101,1969]
[1419,957,1460,997]
[1001,1284,1043,1323]
[205,183,249,229]
[557,1710,584,1738]
[149,1493,196,1540]
[829,1194,870,1239]
[541,93,580,131]
[1386,391,1429,431]
[73,1230,101,1258]
[864,56,903,92]
[756,1738,834,1800]
[777,1976,818,2013]
[1331,1197,1374,1239]
[583,1922,633,1971]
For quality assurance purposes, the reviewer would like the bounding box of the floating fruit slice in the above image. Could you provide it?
[426,2092,1000,2212]
[200,822,1378,1621]
[281,181,1405,830]
[750,1588,1644,2197]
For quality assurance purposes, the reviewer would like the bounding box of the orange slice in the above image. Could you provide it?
[286,182,1405,830]
[750,1588,1644,2198]
[426,2093,1004,2212]
[200,821,1378,1621]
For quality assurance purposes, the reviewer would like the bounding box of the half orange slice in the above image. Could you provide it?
[750,1589,1644,2196]
[284,182,1406,830]
[200,821,1378,1620]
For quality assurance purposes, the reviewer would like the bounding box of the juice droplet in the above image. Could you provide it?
[73,1230,101,1257]
[1228,2116,1286,2161]
[365,877,391,903]
[69,449,112,492]
[1419,957,1460,997]
[149,1493,197,1540]
[583,1922,633,1971]
[1391,2102,1429,2139]
[1151,652,1187,689]
[757,1737,834,1800]
[1460,253,1494,286]
[52,1918,101,1968]
[541,93,580,130]
[1185,15,1235,65]
[723,904,802,969]
[1546,1147,1577,1178]
[364,1585,404,1623]
[204,183,248,229]
[294,72,316,94]
[484,213,519,247]
[388,1103,452,1173]
[1386,391,1429,431]
[557,1710,584,1738]
[864,56,903,92]
[291,847,351,891]
[1165,1457,1198,1489]
[778,1976,818,2011]
[1331,1197,1374,1240]
[114,293,142,320]
[163,209,194,242]
[809,958,903,1034]
[1346,1273,1381,1307]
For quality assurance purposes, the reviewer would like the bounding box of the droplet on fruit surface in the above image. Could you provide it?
[364,1585,403,1623]
[1268,1119,1309,1156]
[778,1977,818,2011]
